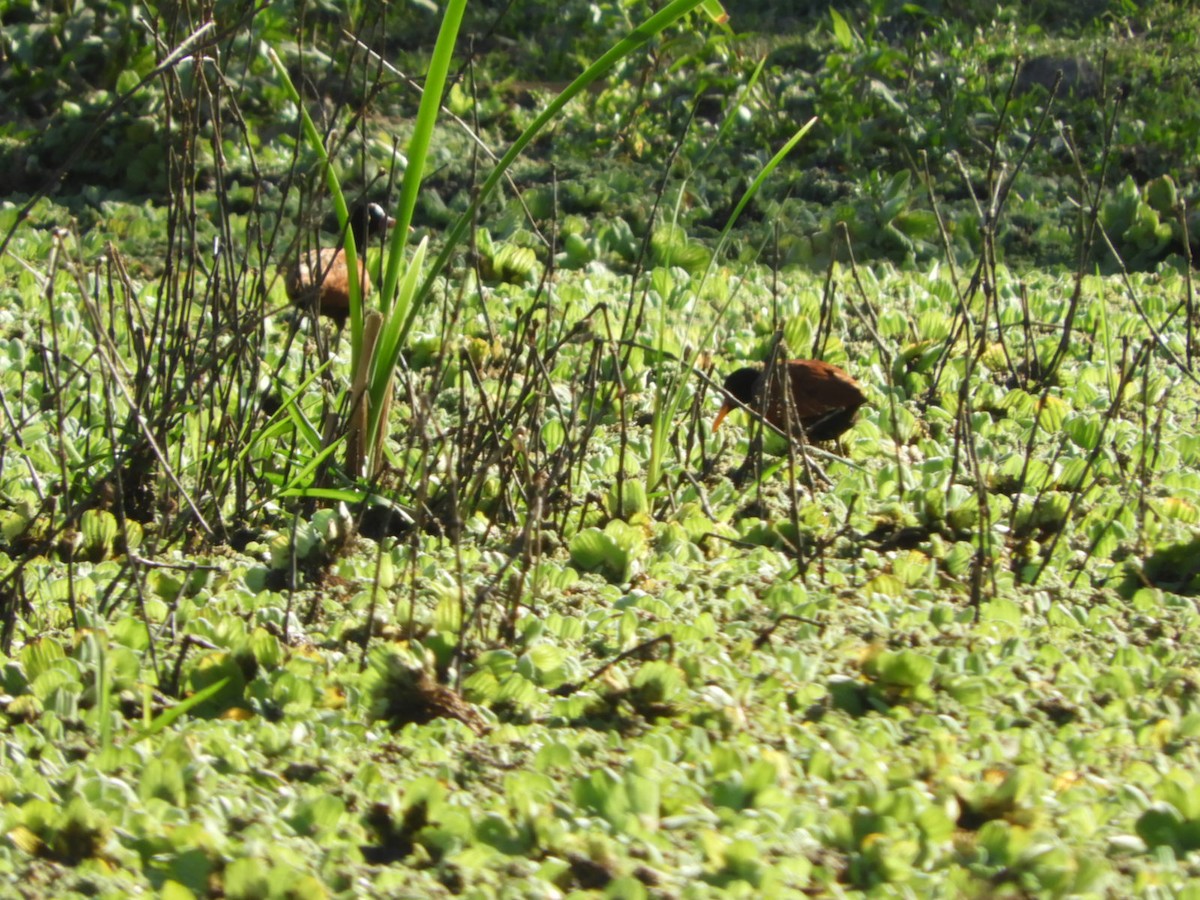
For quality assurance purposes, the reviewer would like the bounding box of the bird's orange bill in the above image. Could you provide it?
[712,401,734,432]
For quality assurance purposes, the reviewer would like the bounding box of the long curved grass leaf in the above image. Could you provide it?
[266,48,364,357]
[128,677,231,744]
[380,0,468,314]
[399,0,718,349]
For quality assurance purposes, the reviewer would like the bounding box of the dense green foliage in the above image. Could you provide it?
[2,0,1200,896]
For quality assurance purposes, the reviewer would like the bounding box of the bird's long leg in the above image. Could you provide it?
[733,402,767,487]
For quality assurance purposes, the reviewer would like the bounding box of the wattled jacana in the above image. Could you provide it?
[285,201,395,324]
[714,359,866,442]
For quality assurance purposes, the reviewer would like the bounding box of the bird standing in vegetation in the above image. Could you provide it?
[285,201,395,324]
[714,359,867,442]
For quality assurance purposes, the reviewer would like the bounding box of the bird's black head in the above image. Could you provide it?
[713,365,764,432]
[721,366,763,405]
[348,201,396,246]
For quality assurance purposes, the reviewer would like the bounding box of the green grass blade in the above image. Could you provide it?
[369,238,428,449]
[128,677,231,744]
[267,47,365,365]
[280,438,345,493]
[278,486,368,503]
[645,116,818,495]
[380,0,468,315]
[399,0,717,349]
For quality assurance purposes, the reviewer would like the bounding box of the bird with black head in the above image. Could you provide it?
[714,359,866,443]
[285,200,395,325]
